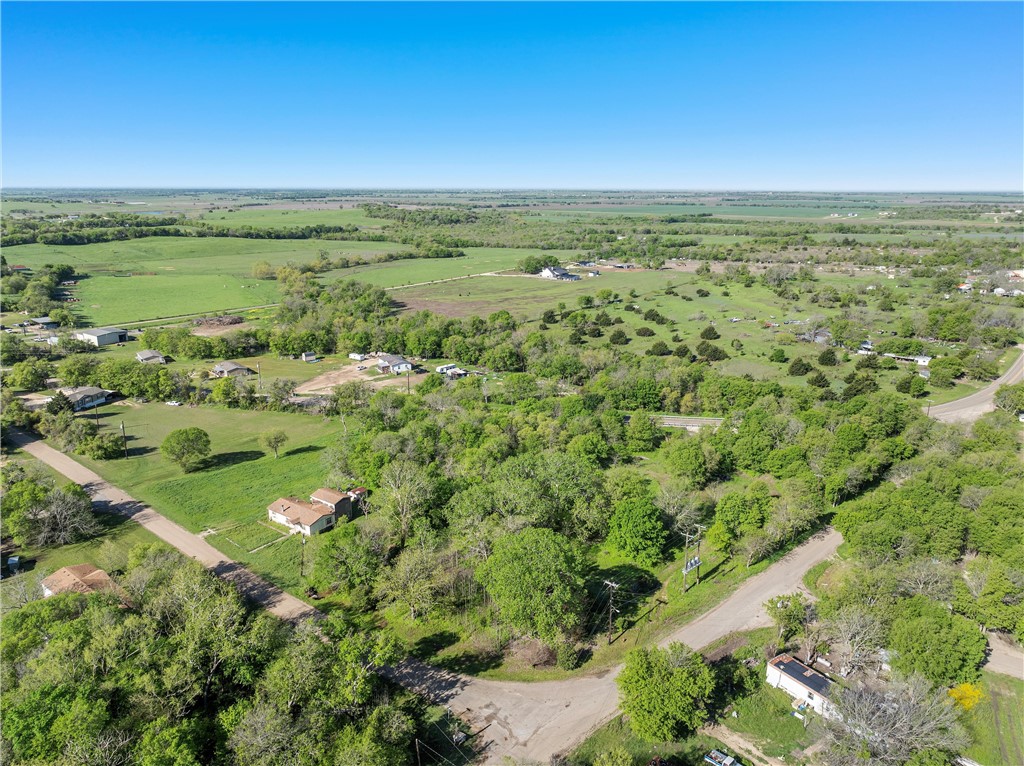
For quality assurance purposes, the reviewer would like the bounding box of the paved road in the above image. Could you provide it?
[929,345,1024,423]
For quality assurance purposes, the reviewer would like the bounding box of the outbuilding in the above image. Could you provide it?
[310,488,353,520]
[74,327,128,347]
[136,350,166,364]
[211,361,254,378]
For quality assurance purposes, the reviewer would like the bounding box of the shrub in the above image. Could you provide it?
[699,326,720,340]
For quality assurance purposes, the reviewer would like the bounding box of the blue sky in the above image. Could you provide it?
[2,2,1022,190]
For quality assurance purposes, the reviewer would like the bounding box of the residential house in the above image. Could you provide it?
[42,564,116,598]
[211,361,254,378]
[136,349,166,364]
[30,316,58,330]
[310,488,354,520]
[267,498,336,536]
[540,266,580,281]
[376,354,413,375]
[74,327,128,347]
[57,386,112,411]
[766,654,836,718]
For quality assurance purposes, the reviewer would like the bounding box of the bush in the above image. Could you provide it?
[769,348,787,363]
[696,289,710,297]
[788,358,812,376]
[609,329,629,345]
[76,433,123,460]
[636,327,655,337]
[700,326,720,340]
[696,341,729,361]
[817,348,838,366]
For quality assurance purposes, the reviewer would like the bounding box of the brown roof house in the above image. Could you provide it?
[310,488,354,519]
[268,497,336,536]
[42,564,117,598]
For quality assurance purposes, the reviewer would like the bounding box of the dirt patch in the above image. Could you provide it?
[112,400,141,408]
[293,362,429,395]
[704,634,751,663]
[192,321,253,338]
[393,296,501,318]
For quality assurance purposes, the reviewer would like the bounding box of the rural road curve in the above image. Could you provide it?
[929,345,1023,423]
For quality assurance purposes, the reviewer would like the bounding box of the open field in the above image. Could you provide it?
[196,206,387,228]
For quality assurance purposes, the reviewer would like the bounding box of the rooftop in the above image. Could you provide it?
[769,654,833,697]
[78,327,126,337]
[268,497,334,527]
[42,564,115,596]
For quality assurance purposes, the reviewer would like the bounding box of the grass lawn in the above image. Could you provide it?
[963,671,1024,766]
[722,684,818,759]
[568,716,734,766]
[197,207,386,229]
[68,401,342,593]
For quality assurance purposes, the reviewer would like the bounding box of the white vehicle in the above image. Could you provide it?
[165,400,182,406]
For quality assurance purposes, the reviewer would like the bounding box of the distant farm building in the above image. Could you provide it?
[135,350,166,364]
[766,654,836,719]
[300,351,318,363]
[211,361,254,378]
[376,354,413,375]
[74,327,128,347]
[267,498,336,536]
[42,565,116,598]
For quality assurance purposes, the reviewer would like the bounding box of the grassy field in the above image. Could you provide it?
[196,206,386,229]
[69,402,343,594]
[4,237,412,325]
[568,716,733,766]
[963,671,1024,766]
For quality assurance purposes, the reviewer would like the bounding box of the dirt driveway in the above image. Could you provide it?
[294,361,430,395]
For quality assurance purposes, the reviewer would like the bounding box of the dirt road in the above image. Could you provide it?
[7,431,318,623]
[14,432,1021,763]
[388,529,843,763]
[929,346,1024,423]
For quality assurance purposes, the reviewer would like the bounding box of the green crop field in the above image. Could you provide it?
[964,672,1024,766]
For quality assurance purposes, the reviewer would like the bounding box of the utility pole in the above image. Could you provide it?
[927,398,934,416]
[120,421,128,459]
[257,362,263,391]
[681,529,696,595]
[414,739,422,766]
[694,523,707,584]
[604,580,619,644]
[406,369,411,394]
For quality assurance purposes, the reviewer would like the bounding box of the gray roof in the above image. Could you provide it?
[31,316,55,324]
[78,327,126,337]
[213,361,251,372]
[136,350,164,361]
[377,354,410,366]
[57,386,109,403]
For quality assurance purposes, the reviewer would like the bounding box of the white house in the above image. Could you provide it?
[75,327,128,347]
[376,354,412,374]
[540,266,580,281]
[348,353,366,361]
[436,363,458,374]
[267,498,336,536]
[766,654,836,719]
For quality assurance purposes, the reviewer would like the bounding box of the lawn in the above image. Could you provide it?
[963,671,1024,766]
[197,206,386,229]
[722,684,818,759]
[568,716,734,766]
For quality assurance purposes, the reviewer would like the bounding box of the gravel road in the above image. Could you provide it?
[929,345,1024,423]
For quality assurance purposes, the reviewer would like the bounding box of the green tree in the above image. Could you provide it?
[626,415,661,452]
[889,610,986,685]
[160,427,212,472]
[616,643,716,742]
[8,358,55,391]
[260,429,289,459]
[476,528,586,646]
[608,496,667,567]
[699,325,720,340]
[45,389,73,415]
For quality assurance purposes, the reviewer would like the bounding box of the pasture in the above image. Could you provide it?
[197,206,386,229]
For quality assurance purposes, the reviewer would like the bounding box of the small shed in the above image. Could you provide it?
[301,352,317,363]
[136,349,166,364]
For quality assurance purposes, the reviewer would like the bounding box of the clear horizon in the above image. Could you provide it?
[3,2,1022,191]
